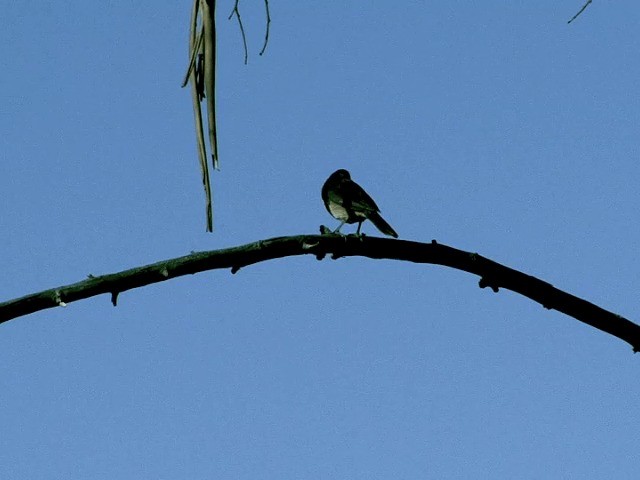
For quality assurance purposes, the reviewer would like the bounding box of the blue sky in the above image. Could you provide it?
[2,1,640,478]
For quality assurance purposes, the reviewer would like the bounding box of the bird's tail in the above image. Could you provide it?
[369,212,398,238]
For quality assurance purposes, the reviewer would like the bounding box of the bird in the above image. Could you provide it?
[321,169,398,238]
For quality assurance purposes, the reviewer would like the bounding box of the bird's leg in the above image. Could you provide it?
[356,221,363,237]
[332,220,346,234]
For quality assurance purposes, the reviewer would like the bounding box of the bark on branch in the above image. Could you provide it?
[1,234,638,352]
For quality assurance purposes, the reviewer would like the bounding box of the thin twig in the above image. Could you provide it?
[568,0,593,24]
[228,0,249,64]
[259,0,271,56]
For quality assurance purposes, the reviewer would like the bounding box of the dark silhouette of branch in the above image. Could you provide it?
[1,234,639,352]
[568,0,593,24]
[228,0,249,65]
[259,0,271,57]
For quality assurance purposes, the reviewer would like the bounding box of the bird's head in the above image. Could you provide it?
[330,169,351,181]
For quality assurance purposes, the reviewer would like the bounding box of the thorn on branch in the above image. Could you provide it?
[111,292,119,306]
[479,277,499,293]
[231,266,241,274]
[307,238,330,260]
[540,293,554,310]
[87,274,95,279]
[431,239,438,245]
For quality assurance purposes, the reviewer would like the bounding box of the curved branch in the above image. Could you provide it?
[1,234,639,352]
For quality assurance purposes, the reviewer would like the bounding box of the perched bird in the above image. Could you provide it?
[321,169,398,238]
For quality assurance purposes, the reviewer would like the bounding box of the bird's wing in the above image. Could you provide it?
[324,183,347,206]
[342,180,381,214]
